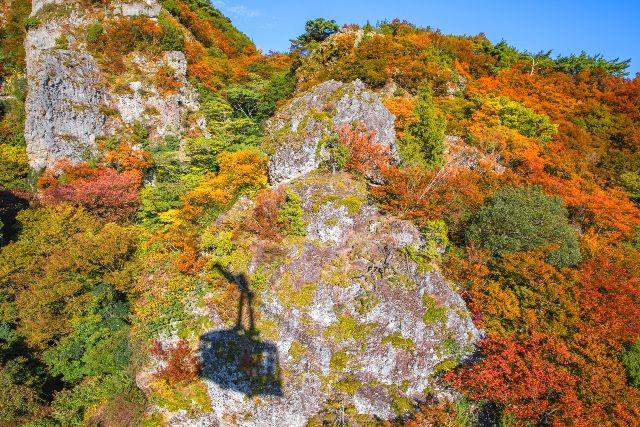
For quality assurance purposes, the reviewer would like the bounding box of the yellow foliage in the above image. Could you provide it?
[182,150,268,216]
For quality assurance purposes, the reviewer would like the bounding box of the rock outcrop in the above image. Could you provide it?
[163,173,480,427]
[24,0,206,170]
[25,49,107,171]
[264,80,398,183]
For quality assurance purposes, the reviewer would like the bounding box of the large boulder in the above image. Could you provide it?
[162,173,480,426]
[264,80,398,183]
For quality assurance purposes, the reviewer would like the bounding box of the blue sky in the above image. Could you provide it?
[212,0,640,76]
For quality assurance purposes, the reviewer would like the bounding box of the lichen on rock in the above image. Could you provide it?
[264,79,398,184]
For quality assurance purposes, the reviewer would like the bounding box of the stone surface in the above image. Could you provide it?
[117,0,162,17]
[25,49,107,170]
[163,173,480,427]
[264,79,398,183]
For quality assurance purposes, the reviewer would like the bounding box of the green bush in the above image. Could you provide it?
[86,22,103,44]
[466,186,581,267]
[622,338,640,389]
[400,83,446,169]
[279,189,306,236]
[159,15,184,51]
[485,96,557,142]
[621,172,640,204]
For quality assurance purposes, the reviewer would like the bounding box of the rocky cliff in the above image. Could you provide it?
[24,0,206,170]
[264,79,398,183]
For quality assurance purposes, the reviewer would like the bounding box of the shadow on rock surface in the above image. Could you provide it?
[199,267,283,397]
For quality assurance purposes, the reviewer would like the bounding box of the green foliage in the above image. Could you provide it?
[278,189,306,236]
[483,40,522,73]
[622,338,640,389]
[551,51,630,77]
[620,172,640,204]
[23,16,40,30]
[0,358,45,425]
[54,33,68,50]
[163,0,253,53]
[158,14,184,51]
[85,21,103,44]
[0,144,29,190]
[291,18,339,49]
[486,96,558,142]
[43,285,130,383]
[422,294,448,325]
[45,373,143,427]
[0,0,31,77]
[401,83,446,169]
[466,186,581,267]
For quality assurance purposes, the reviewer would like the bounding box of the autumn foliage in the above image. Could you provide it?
[40,167,141,221]
[150,340,201,385]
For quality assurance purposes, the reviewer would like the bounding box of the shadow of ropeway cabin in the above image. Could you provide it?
[199,267,283,397]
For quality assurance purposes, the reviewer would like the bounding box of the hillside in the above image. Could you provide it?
[1,2,639,427]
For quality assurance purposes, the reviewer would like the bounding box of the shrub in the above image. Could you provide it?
[466,186,581,267]
[40,168,141,221]
[338,122,392,179]
[151,340,201,385]
[86,22,103,44]
[0,144,29,190]
[250,187,285,240]
[400,83,446,169]
[622,338,640,389]
[279,188,306,236]
[479,96,558,142]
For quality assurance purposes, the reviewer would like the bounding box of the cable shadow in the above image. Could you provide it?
[199,265,283,397]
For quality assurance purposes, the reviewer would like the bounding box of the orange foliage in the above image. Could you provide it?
[338,122,392,178]
[150,339,201,385]
[248,187,285,240]
[181,151,268,220]
[383,97,416,139]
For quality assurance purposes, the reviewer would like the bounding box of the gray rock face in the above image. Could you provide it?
[264,80,398,183]
[31,0,63,15]
[170,173,480,427]
[25,50,106,170]
[24,1,207,170]
[117,0,162,17]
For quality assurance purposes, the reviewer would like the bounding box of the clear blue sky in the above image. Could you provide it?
[212,0,640,76]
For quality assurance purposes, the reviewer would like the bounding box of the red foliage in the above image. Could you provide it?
[447,333,585,426]
[151,339,201,385]
[40,168,141,221]
[338,122,392,178]
[248,187,285,240]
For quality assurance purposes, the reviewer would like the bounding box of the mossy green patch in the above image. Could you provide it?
[150,379,212,415]
[390,392,415,417]
[422,294,448,326]
[288,340,307,361]
[256,318,279,341]
[276,274,317,310]
[330,350,351,372]
[324,314,374,344]
[335,376,362,396]
[382,332,416,352]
